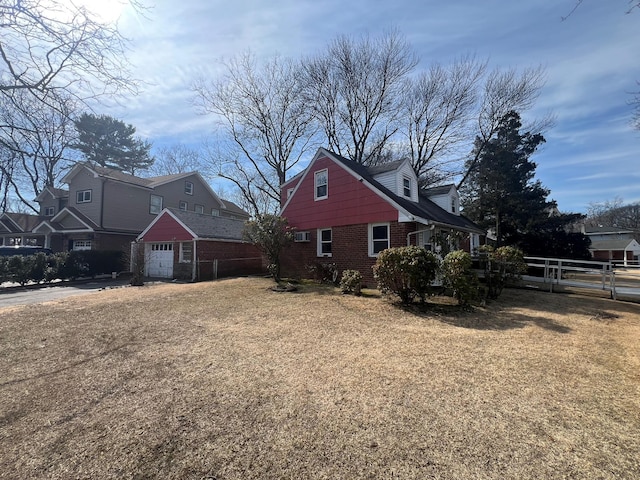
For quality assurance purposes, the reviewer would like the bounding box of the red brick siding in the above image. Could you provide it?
[281,221,418,287]
[171,240,264,281]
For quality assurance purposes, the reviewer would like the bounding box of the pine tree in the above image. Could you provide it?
[460,111,549,247]
[73,113,154,175]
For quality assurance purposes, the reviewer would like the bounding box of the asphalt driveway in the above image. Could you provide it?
[0,277,133,309]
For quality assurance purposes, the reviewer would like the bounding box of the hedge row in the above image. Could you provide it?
[0,250,126,286]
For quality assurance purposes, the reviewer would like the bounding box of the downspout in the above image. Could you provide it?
[100,177,106,228]
[192,239,197,282]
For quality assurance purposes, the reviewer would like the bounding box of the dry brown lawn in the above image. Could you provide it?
[1,277,639,479]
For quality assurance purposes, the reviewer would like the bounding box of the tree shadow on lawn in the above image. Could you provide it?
[398,298,572,333]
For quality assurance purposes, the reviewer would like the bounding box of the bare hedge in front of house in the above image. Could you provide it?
[0,250,125,286]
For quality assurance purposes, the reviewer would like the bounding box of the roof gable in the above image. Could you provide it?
[282,148,483,234]
[138,208,247,242]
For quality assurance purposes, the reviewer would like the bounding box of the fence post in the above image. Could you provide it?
[213,259,218,280]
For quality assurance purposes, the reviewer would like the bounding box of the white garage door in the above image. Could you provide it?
[146,243,174,278]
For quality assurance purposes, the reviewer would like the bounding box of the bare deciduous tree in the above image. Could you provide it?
[0,0,137,102]
[148,144,205,176]
[303,30,417,165]
[402,55,486,184]
[457,66,551,189]
[0,90,77,212]
[0,0,141,211]
[193,53,316,214]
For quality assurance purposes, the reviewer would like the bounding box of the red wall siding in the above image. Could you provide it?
[139,213,193,242]
[281,221,417,287]
[281,155,398,230]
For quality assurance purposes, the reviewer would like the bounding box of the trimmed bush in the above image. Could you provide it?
[373,246,439,304]
[340,270,362,295]
[441,250,478,306]
[479,245,527,299]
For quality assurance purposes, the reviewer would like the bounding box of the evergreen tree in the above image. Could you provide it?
[73,113,154,175]
[460,111,549,247]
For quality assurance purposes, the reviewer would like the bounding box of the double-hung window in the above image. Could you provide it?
[150,194,163,214]
[194,204,204,214]
[314,169,328,200]
[369,223,390,257]
[179,201,188,211]
[179,242,193,263]
[317,228,332,257]
[185,181,194,195]
[76,190,91,204]
[403,176,412,198]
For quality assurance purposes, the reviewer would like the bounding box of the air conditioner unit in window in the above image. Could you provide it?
[294,231,311,242]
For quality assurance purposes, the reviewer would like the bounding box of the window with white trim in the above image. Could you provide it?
[150,194,163,214]
[451,197,457,213]
[287,187,294,199]
[44,206,55,216]
[76,190,91,203]
[369,223,390,256]
[185,181,194,195]
[179,201,188,211]
[179,242,193,263]
[194,204,204,214]
[73,240,92,251]
[317,228,332,257]
[314,169,328,200]
[403,176,412,198]
[211,208,220,216]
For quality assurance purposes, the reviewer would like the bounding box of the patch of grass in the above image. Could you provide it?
[1,277,639,479]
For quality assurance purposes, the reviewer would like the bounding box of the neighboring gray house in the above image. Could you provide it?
[585,226,640,266]
[1,163,249,253]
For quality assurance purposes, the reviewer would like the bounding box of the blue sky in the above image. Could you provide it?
[107,0,640,214]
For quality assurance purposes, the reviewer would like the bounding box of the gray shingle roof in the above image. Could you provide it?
[166,208,247,241]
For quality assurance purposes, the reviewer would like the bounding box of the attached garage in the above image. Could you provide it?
[136,208,263,281]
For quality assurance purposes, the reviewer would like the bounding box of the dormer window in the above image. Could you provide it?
[315,169,328,200]
[403,176,412,198]
[44,206,55,216]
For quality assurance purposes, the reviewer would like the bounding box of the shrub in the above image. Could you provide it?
[340,270,362,295]
[481,245,527,299]
[307,261,338,284]
[373,246,439,304]
[441,250,478,306]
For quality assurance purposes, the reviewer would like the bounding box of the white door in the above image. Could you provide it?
[146,243,174,278]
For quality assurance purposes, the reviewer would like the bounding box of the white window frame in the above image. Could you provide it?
[73,240,92,251]
[179,200,188,211]
[317,228,332,257]
[76,190,92,204]
[211,208,220,217]
[369,222,390,257]
[451,197,457,213]
[402,176,412,198]
[314,169,328,201]
[194,204,204,214]
[287,187,294,199]
[150,194,163,214]
[44,206,55,216]
[179,242,193,263]
[185,181,194,195]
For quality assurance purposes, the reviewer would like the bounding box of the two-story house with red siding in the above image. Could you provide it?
[280,148,484,286]
[1,163,249,254]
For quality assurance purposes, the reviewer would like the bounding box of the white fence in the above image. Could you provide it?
[523,256,640,301]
